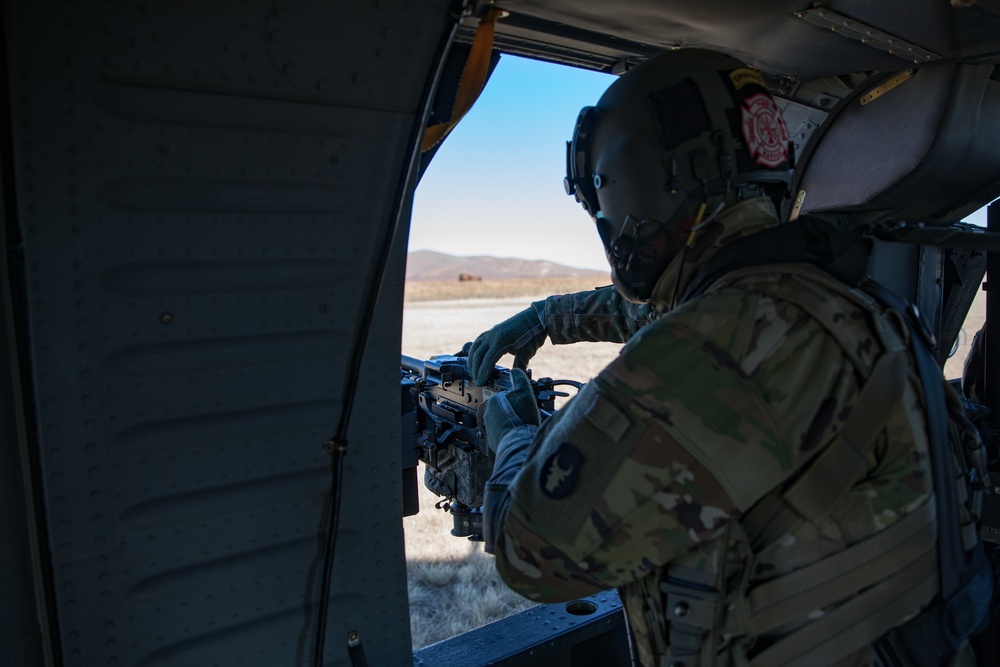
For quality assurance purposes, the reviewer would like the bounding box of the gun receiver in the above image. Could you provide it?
[400,352,579,540]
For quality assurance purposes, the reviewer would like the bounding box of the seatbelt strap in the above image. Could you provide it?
[421,7,503,152]
[704,263,908,545]
[863,280,963,595]
[781,349,908,522]
[875,547,994,667]
[740,348,908,549]
[863,280,995,666]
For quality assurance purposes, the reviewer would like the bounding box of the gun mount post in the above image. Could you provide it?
[447,502,484,541]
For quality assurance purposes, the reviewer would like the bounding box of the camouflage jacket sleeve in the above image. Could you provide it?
[541,286,655,345]
[483,282,922,603]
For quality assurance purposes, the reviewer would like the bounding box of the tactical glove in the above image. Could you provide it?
[468,301,547,386]
[481,368,541,452]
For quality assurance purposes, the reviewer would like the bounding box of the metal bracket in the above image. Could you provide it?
[795,8,940,64]
[860,220,1000,253]
[860,69,916,106]
[789,189,807,221]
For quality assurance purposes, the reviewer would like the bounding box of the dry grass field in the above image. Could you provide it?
[401,275,987,650]
[404,274,610,303]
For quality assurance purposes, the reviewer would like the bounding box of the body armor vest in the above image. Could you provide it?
[628,221,992,667]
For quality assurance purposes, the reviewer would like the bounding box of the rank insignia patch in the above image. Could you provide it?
[539,442,583,499]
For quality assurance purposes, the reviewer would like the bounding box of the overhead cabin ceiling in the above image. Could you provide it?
[460,0,1000,80]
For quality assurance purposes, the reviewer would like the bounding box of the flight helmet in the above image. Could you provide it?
[564,49,792,302]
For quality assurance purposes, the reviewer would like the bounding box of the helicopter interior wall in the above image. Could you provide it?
[0,1,454,666]
[481,2,1000,232]
[493,0,1000,76]
[0,232,46,663]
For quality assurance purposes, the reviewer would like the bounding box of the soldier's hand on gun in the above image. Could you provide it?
[467,303,547,386]
[481,368,542,451]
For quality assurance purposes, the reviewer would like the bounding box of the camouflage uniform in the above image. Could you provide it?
[483,197,943,666]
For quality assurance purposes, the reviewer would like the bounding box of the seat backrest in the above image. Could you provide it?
[795,63,1000,225]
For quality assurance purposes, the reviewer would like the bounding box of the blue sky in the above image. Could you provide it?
[410,55,994,272]
[410,56,614,271]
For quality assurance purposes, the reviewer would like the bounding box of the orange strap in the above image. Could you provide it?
[421,6,503,152]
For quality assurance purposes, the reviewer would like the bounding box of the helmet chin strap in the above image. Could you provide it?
[669,199,725,308]
[686,200,726,247]
[670,245,690,310]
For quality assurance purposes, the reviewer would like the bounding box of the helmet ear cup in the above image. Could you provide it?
[564,106,601,217]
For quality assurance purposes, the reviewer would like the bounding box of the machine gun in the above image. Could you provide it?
[400,352,580,540]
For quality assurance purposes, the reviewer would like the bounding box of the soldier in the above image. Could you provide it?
[470,49,990,666]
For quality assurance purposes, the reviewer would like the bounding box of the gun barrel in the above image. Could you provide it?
[401,354,425,374]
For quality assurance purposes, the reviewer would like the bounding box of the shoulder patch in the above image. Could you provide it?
[740,93,789,168]
[728,67,767,90]
[539,442,583,499]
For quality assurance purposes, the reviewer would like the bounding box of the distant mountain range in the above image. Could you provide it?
[406,250,607,282]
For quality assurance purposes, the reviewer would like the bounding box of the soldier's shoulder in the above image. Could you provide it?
[650,284,790,354]
[634,276,845,373]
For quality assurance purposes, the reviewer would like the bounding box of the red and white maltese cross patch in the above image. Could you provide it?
[741,93,789,168]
